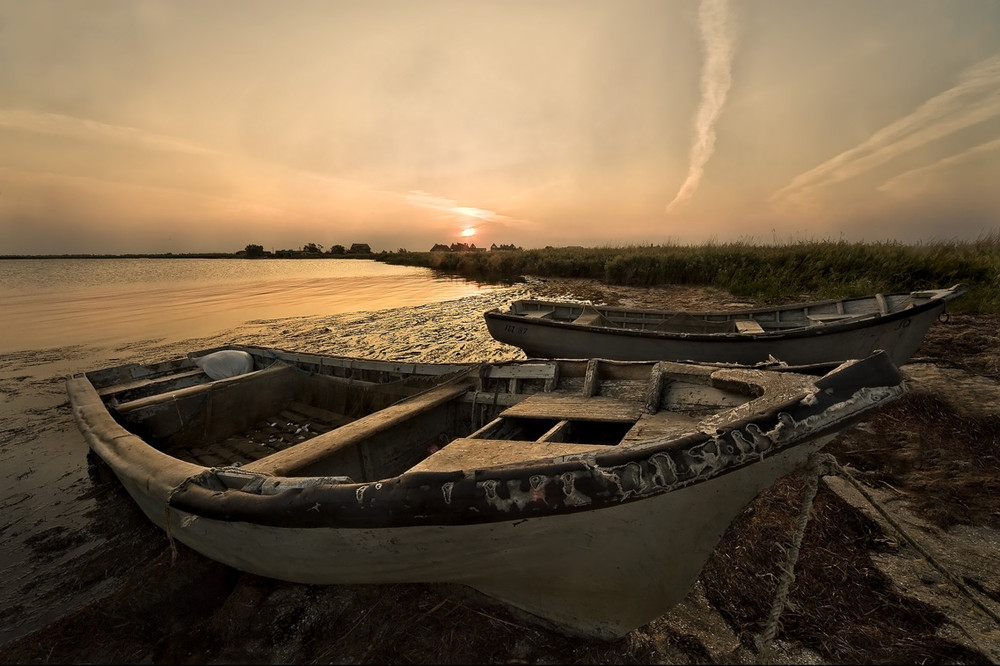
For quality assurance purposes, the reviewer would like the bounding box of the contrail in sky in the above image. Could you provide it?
[665,0,736,213]
[878,136,1000,196]
[770,53,1000,208]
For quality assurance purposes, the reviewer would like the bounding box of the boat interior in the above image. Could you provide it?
[507,290,930,334]
[93,348,798,484]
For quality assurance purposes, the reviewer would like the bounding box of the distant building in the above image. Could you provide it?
[347,243,372,254]
[447,242,485,252]
[429,241,518,252]
[273,248,306,258]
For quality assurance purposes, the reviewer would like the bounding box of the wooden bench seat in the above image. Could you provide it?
[241,381,471,477]
[620,411,699,444]
[734,319,765,334]
[112,364,292,414]
[98,367,206,398]
[500,393,642,423]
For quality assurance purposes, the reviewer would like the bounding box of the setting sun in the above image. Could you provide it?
[460,227,477,237]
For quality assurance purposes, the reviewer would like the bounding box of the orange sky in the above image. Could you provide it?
[1,0,999,254]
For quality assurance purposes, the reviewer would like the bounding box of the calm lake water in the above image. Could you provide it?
[0,258,495,354]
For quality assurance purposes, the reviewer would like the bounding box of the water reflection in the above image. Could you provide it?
[0,259,494,353]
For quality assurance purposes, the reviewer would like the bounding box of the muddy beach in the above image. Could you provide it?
[1,278,998,664]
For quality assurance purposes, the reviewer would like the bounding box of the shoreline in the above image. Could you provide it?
[1,278,998,663]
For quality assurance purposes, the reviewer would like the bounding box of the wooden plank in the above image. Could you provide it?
[288,402,344,423]
[185,447,229,467]
[213,438,270,465]
[875,293,888,315]
[113,364,294,414]
[583,359,599,397]
[484,364,557,380]
[262,350,469,379]
[644,362,666,414]
[408,437,614,472]
[735,320,765,334]
[242,381,470,476]
[467,417,504,439]
[500,394,642,422]
[171,449,200,465]
[86,357,196,389]
[545,364,559,392]
[98,368,206,398]
[460,391,523,408]
[806,312,877,326]
[537,420,571,442]
[620,412,699,445]
[284,402,354,429]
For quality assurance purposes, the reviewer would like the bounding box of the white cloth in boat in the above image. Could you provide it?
[195,350,254,380]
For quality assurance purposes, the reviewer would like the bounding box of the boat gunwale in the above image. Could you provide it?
[69,344,904,530]
[504,284,965,320]
[155,353,903,529]
[485,285,965,343]
[165,385,896,529]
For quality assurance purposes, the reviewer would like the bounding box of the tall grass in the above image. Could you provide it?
[379,233,1000,312]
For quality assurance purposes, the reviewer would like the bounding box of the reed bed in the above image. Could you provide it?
[380,233,1000,313]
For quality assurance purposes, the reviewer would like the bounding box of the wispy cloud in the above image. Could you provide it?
[0,107,538,237]
[450,206,497,221]
[665,0,736,213]
[878,136,1000,196]
[0,108,219,155]
[400,191,536,229]
[770,54,1000,209]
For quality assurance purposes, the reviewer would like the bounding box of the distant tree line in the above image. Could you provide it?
[240,241,521,258]
[241,243,371,258]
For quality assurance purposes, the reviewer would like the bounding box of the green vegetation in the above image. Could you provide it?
[378,233,1000,313]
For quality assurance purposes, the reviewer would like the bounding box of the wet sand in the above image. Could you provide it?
[1,278,998,664]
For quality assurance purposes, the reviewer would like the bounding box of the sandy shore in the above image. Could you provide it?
[1,277,998,664]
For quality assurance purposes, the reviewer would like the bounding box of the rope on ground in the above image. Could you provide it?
[756,452,835,664]
[757,450,1000,664]
[823,454,1000,627]
[164,504,179,566]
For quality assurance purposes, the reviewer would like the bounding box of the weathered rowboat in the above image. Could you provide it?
[67,345,904,639]
[484,284,967,366]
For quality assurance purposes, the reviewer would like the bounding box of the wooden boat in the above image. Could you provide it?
[484,284,967,366]
[67,344,905,639]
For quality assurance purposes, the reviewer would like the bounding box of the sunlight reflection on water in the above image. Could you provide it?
[0,258,495,353]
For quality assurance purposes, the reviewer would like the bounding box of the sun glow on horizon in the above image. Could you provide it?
[460,227,477,237]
